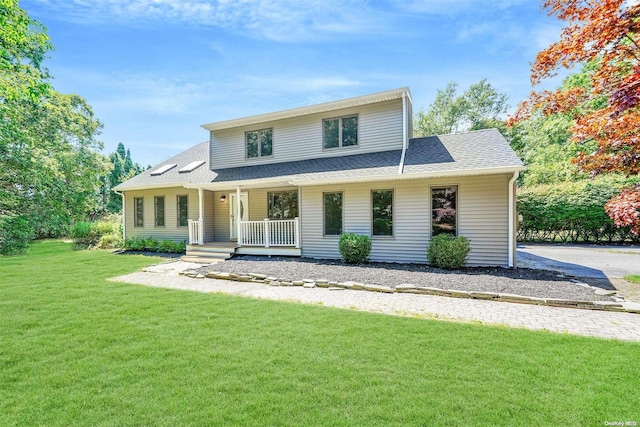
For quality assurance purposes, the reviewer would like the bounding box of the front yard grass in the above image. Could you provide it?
[624,274,640,284]
[1,240,639,426]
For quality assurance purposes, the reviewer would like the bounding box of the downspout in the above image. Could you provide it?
[508,171,519,268]
[398,89,408,174]
[198,187,204,245]
[114,190,126,242]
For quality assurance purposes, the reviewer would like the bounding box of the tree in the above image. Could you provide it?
[104,143,145,212]
[415,79,509,136]
[1,0,108,253]
[510,0,640,233]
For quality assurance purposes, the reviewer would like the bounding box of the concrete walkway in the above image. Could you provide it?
[112,261,640,343]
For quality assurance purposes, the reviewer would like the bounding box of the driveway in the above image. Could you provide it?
[517,244,640,302]
[517,244,640,279]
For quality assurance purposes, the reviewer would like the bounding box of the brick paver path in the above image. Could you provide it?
[112,262,640,342]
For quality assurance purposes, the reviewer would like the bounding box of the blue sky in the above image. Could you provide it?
[22,0,566,166]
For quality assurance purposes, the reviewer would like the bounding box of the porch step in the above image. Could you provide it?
[183,243,237,263]
[181,255,227,264]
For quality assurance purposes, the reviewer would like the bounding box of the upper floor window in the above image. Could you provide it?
[323,115,358,149]
[246,128,273,158]
[372,189,393,236]
[268,191,298,219]
[177,195,188,227]
[154,196,165,227]
[431,186,457,236]
[134,197,144,227]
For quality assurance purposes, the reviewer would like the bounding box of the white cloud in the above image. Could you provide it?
[388,0,530,15]
[25,0,381,41]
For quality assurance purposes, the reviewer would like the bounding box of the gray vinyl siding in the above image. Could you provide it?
[300,174,511,267]
[124,188,198,242]
[210,99,403,169]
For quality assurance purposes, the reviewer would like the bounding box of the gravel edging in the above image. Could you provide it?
[182,256,638,314]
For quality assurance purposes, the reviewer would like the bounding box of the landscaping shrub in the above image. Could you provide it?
[69,214,123,249]
[427,234,471,269]
[69,221,99,247]
[124,237,186,254]
[338,232,372,264]
[517,176,640,243]
[144,238,159,252]
[124,236,147,251]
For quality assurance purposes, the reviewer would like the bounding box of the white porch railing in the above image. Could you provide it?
[239,217,300,248]
[188,219,203,245]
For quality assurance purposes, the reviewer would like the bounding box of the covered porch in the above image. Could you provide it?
[185,184,302,260]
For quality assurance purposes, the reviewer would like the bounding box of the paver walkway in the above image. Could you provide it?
[112,261,640,343]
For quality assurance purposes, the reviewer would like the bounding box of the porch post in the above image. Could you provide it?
[236,185,242,247]
[198,187,204,245]
[294,217,300,248]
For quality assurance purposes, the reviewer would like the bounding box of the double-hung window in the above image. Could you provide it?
[431,186,457,236]
[268,191,298,219]
[177,195,188,227]
[246,128,273,158]
[323,115,358,149]
[323,192,343,235]
[372,190,393,236]
[154,196,165,227]
[134,197,144,227]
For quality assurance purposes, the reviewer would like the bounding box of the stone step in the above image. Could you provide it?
[186,245,236,255]
[181,255,227,264]
[186,248,233,257]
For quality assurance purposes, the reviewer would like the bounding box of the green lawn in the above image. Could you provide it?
[624,275,640,284]
[1,241,639,426]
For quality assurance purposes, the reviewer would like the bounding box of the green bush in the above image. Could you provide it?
[517,176,640,243]
[144,238,159,252]
[427,234,471,269]
[0,216,34,255]
[338,233,372,264]
[98,234,121,249]
[124,236,147,251]
[69,221,100,247]
[69,214,123,249]
[124,238,186,254]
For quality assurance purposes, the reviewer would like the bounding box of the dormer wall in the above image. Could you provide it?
[209,98,410,170]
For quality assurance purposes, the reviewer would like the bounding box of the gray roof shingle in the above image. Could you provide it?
[115,128,524,191]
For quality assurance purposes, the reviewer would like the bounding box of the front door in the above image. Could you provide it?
[229,192,249,240]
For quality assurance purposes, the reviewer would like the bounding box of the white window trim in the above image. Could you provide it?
[322,191,344,237]
[134,197,144,228]
[154,195,165,228]
[371,188,395,238]
[322,115,359,150]
[245,128,274,159]
[429,185,459,237]
[177,194,188,228]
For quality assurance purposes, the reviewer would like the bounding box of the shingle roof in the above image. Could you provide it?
[114,141,217,190]
[115,129,524,191]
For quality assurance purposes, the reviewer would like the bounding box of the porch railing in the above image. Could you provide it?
[239,217,300,248]
[188,219,203,245]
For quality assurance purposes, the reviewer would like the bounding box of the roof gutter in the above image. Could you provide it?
[289,165,527,187]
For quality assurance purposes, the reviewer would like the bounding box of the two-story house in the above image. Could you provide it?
[114,87,525,267]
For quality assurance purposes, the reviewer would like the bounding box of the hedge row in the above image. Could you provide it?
[517,177,640,243]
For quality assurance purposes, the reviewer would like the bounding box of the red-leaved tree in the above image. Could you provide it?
[510,0,640,233]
